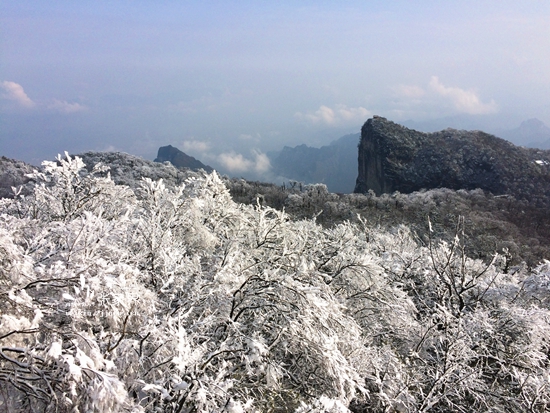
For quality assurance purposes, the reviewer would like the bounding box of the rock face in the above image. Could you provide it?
[154,145,213,172]
[354,117,550,204]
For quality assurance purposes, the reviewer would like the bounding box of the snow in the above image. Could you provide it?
[2,153,550,412]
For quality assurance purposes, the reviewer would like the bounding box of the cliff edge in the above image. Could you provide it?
[354,117,550,205]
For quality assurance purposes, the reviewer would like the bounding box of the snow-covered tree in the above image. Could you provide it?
[1,153,550,412]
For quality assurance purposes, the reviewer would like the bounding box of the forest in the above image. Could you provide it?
[1,153,550,412]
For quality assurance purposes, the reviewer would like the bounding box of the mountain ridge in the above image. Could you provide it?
[355,117,550,207]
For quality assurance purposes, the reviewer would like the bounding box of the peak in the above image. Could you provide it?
[362,117,420,138]
[518,118,550,133]
[520,118,545,127]
[365,116,389,125]
[365,116,410,128]
[154,145,213,172]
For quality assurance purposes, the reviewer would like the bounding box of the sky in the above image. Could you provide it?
[1,1,550,177]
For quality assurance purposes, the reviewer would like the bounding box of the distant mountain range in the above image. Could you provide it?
[2,121,550,269]
[267,133,360,193]
[267,118,550,193]
[148,118,550,195]
[497,118,550,149]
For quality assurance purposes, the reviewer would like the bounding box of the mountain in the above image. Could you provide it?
[269,133,360,193]
[355,116,550,205]
[76,151,202,189]
[2,144,550,266]
[0,151,206,200]
[154,145,213,172]
[497,118,550,149]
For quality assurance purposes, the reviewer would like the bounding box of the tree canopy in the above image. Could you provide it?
[1,154,550,412]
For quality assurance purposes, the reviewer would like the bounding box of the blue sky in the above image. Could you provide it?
[2,1,550,176]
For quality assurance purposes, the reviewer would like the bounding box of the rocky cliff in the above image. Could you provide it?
[354,117,550,205]
[154,145,213,172]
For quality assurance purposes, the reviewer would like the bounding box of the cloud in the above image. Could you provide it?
[252,150,271,174]
[337,105,372,122]
[182,139,210,153]
[429,76,498,115]
[218,152,253,173]
[296,105,335,124]
[295,104,371,125]
[48,99,87,113]
[1,81,36,108]
[217,150,271,174]
[1,81,87,114]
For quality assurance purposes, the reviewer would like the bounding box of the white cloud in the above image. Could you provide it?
[295,104,371,125]
[1,81,88,114]
[1,81,36,108]
[337,105,372,121]
[48,99,87,113]
[252,150,271,174]
[429,76,498,115]
[296,105,336,124]
[217,150,271,174]
[182,139,210,153]
[218,152,253,173]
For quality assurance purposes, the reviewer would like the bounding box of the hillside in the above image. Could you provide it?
[2,143,550,267]
[1,152,550,412]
